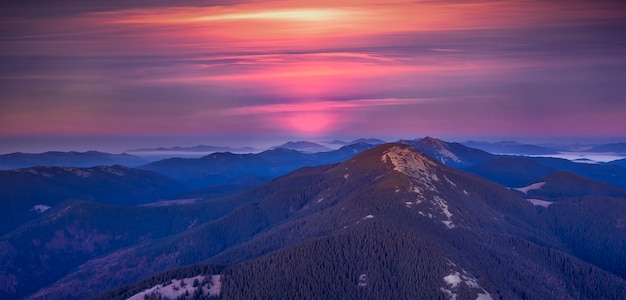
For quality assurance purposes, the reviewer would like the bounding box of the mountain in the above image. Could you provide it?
[586,142,626,154]
[140,143,377,188]
[609,157,626,168]
[463,154,626,189]
[271,141,332,152]
[0,151,147,170]
[399,136,494,168]
[529,156,626,188]
[128,145,256,153]
[328,138,386,145]
[464,156,556,187]
[513,170,626,201]
[0,165,186,235]
[462,140,558,155]
[19,144,626,299]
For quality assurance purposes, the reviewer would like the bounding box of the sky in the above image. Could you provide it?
[1,0,626,152]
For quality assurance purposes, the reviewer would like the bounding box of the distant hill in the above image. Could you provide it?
[529,156,626,188]
[271,141,332,152]
[586,143,626,154]
[514,170,626,200]
[328,138,386,145]
[462,140,558,155]
[464,156,556,187]
[0,151,147,170]
[140,142,376,188]
[19,144,626,299]
[609,157,626,168]
[0,165,186,235]
[128,145,256,153]
[400,136,495,168]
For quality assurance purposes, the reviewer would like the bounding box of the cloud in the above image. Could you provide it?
[225,98,427,115]
[1,0,626,139]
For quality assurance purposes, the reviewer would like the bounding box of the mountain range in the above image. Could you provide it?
[1,138,626,299]
[270,141,332,152]
[128,145,256,153]
[0,151,147,170]
[139,142,376,188]
[461,140,558,155]
[1,143,625,299]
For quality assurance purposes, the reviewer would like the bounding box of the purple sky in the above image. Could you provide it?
[1,0,626,152]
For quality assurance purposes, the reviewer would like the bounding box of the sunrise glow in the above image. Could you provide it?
[1,0,625,145]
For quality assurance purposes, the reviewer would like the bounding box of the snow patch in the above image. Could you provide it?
[99,166,125,176]
[444,175,457,187]
[63,167,92,178]
[22,168,39,175]
[127,274,220,300]
[444,272,463,288]
[514,182,546,194]
[32,204,51,213]
[362,215,374,220]
[208,275,222,297]
[436,145,461,163]
[358,274,367,287]
[527,199,554,207]
[317,197,324,203]
[476,292,494,300]
[140,198,200,207]
[442,264,492,300]
[344,173,349,179]
[431,196,455,228]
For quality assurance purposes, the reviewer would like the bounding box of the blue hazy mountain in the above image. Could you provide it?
[128,145,256,153]
[0,151,148,169]
[586,142,626,154]
[462,140,559,155]
[0,165,185,235]
[140,142,377,188]
[270,141,332,152]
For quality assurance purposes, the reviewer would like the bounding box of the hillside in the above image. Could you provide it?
[514,170,626,201]
[0,165,186,235]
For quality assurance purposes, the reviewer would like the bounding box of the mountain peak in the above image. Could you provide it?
[420,136,445,144]
[381,144,440,184]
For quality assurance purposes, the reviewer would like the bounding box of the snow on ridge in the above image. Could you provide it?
[436,146,461,164]
[527,199,554,207]
[381,146,439,181]
[32,204,51,213]
[514,182,546,194]
[382,146,439,191]
[62,167,93,178]
[99,166,125,176]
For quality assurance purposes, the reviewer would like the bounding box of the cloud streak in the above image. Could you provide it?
[1,0,625,141]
